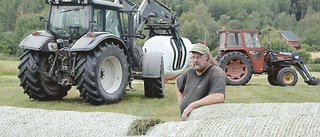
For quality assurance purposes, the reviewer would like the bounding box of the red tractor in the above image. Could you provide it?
[217,28,319,86]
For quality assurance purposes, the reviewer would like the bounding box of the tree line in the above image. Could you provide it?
[1,0,320,57]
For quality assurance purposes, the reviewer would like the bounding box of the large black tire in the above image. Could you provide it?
[277,68,298,86]
[75,43,129,105]
[267,73,280,86]
[143,56,164,98]
[18,50,70,100]
[219,52,253,85]
[132,43,143,68]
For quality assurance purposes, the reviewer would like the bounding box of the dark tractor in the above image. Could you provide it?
[18,0,190,105]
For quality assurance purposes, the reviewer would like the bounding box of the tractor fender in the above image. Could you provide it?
[70,32,126,52]
[142,52,163,78]
[19,31,54,51]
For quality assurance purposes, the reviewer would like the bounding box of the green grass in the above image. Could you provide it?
[1,60,320,122]
[0,77,181,121]
[0,60,19,75]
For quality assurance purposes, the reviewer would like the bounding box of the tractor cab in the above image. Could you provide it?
[45,0,123,40]
[218,29,266,76]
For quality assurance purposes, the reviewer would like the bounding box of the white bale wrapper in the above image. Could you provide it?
[146,115,320,136]
[143,36,194,78]
[146,103,320,136]
[0,106,139,137]
[187,103,320,120]
[4,103,320,136]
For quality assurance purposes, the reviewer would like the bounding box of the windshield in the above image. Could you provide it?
[244,32,262,48]
[49,5,90,39]
[219,33,226,49]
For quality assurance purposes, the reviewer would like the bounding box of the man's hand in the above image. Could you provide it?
[181,104,193,121]
[180,93,224,121]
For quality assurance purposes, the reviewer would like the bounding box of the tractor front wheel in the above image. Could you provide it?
[267,73,280,86]
[277,68,298,86]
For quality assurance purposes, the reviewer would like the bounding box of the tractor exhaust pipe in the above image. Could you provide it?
[267,29,271,50]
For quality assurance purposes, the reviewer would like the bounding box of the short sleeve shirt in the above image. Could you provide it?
[176,65,226,114]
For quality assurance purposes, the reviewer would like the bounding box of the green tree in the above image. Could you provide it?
[296,49,311,63]
[179,2,219,50]
[0,0,19,31]
[259,8,275,29]
[277,12,297,30]
[244,11,261,29]
[0,40,11,56]
[297,12,320,46]
[0,0,48,56]
[207,0,231,20]
[309,0,320,12]
[180,19,202,44]
[218,14,231,28]
[229,19,241,30]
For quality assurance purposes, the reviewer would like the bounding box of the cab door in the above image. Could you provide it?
[242,31,265,73]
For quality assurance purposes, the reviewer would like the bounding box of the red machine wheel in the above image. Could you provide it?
[219,52,253,85]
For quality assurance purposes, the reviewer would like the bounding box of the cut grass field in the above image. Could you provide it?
[311,52,320,59]
[1,60,320,121]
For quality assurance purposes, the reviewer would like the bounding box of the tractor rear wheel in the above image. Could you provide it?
[18,50,70,100]
[277,68,298,86]
[267,73,280,86]
[219,52,253,85]
[75,43,129,105]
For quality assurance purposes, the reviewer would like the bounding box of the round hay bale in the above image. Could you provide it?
[146,115,320,136]
[0,106,139,136]
[188,103,320,120]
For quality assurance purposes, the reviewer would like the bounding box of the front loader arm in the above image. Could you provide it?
[268,50,320,85]
[292,58,320,85]
[116,0,179,35]
[134,0,177,33]
[116,0,186,71]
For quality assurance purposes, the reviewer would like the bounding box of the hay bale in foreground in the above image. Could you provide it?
[146,115,320,136]
[188,103,320,120]
[0,106,139,137]
[2,103,320,136]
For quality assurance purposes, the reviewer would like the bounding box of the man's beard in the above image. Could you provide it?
[192,64,205,72]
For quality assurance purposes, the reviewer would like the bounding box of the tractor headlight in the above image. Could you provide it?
[48,42,58,52]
